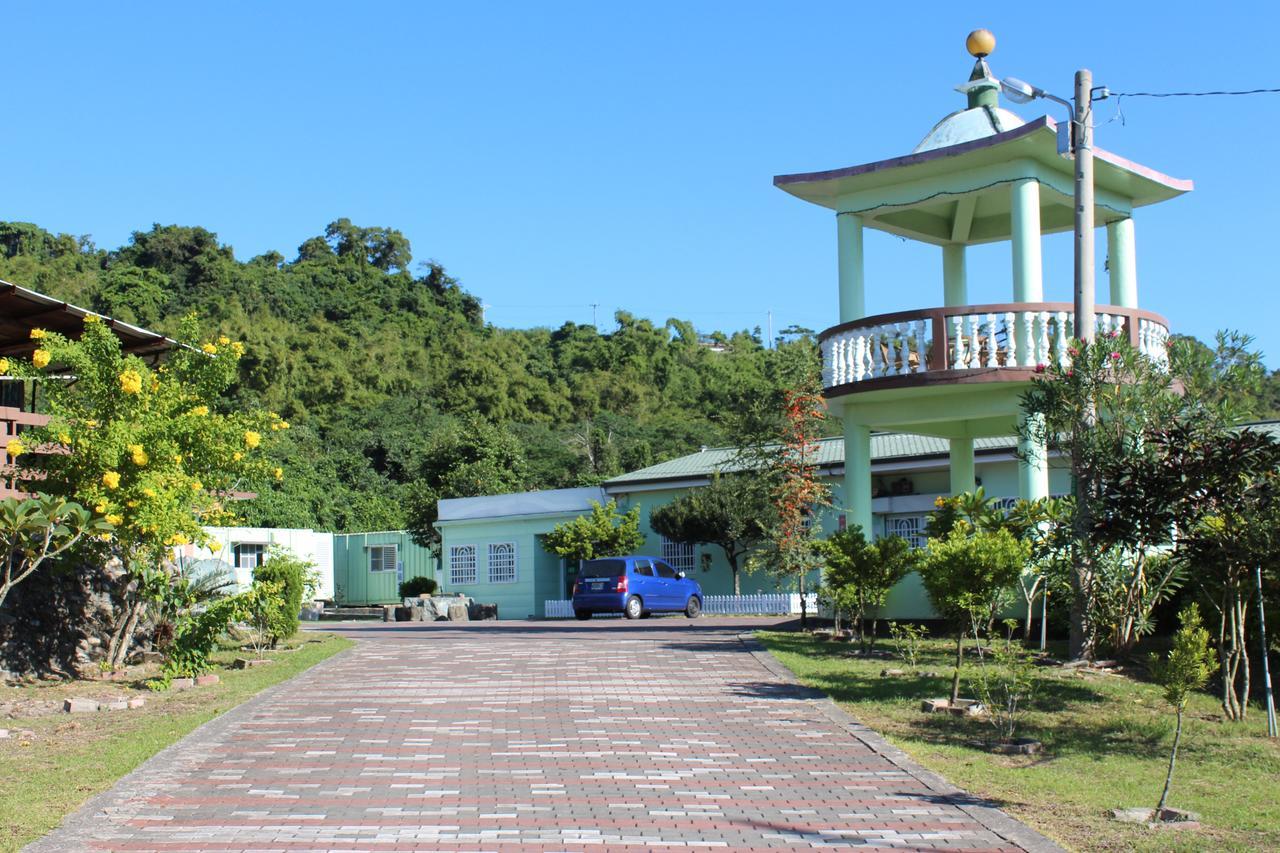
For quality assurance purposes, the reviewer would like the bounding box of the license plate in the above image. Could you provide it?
[592,582,607,590]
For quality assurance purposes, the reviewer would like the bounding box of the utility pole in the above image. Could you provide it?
[767,310,774,349]
[1259,565,1278,738]
[590,303,599,328]
[1069,68,1097,661]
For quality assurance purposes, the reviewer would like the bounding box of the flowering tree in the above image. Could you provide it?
[8,316,283,667]
[0,493,108,611]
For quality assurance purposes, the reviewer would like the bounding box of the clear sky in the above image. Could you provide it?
[7,2,1279,362]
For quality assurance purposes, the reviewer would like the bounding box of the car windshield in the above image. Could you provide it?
[581,558,627,579]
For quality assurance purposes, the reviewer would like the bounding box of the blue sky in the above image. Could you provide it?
[7,2,1279,362]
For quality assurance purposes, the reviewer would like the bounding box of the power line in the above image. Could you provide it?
[1110,87,1280,98]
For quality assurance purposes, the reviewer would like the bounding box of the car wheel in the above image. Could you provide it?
[684,596,702,619]
[574,609,592,621]
[623,596,643,620]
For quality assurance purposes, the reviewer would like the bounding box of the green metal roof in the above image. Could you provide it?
[604,432,1020,487]
[604,420,1280,488]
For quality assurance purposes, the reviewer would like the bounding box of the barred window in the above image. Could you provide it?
[886,515,926,549]
[449,544,477,585]
[488,542,517,584]
[233,543,265,572]
[661,538,695,574]
[369,544,398,573]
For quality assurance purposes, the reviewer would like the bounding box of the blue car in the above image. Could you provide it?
[571,556,703,620]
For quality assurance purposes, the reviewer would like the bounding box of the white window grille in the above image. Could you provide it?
[661,538,696,574]
[488,542,517,584]
[233,543,265,572]
[449,544,477,585]
[886,515,926,549]
[369,544,398,573]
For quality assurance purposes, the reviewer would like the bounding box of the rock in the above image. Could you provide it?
[102,699,128,711]
[233,658,273,669]
[409,605,428,621]
[467,603,498,621]
[171,677,195,689]
[880,668,907,677]
[195,674,219,686]
[1110,807,1200,828]
[0,729,8,738]
[127,698,146,709]
[977,739,1042,755]
[63,698,99,713]
[393,606,413,622]
[921,698,986,717]
[446,602,470,622]
[382,605,397,622]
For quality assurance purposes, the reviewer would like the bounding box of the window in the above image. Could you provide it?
[661,538,695,574]
[654,561,678,579]
[885,515,926,549]
[233,543,265,572]
[488,542,517,584]
[449,545,477,585]
[369,544,398,573]
[634,561,654,577]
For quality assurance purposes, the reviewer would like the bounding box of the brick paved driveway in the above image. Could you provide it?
[32,619,1060,851]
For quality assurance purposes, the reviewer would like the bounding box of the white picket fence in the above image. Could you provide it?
[544,592,818,619]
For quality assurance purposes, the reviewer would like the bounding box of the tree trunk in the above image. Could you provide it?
[950,632,964,705]
[1156,706,1183,814]
[798,573,807,630]
[1023,579,1038,643]
[727,552,741,596]
[108,599,144,670]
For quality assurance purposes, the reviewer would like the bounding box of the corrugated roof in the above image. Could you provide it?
[438,486,607,523]
[604,432,1020,486]
[0,280,175,360]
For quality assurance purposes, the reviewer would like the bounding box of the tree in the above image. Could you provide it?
[0,493,108,611]
[252,545,318,646]
[649,474,771,594]
[919,522,1028,705]
[1150,604,1217,814]
[817,526,919,650]
[13,316,280,667]
[543,499,644,567]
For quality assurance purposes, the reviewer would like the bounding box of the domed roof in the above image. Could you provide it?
[913,105,1026,153]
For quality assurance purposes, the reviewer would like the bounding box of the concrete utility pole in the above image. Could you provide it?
[1259,565,1278,738]
[1073,69,1095,343]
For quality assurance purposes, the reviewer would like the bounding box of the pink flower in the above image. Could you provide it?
[1068,347,1079,357]
[1110,352,1121,360]
[1034,363,1046,374]
[1066,369,1074,377]
[1110,329,1121,338]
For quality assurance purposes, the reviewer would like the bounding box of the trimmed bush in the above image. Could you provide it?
[400,576,439,598]
[252,546,318,645]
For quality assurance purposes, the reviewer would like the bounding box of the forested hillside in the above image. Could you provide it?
[0,220,818,533]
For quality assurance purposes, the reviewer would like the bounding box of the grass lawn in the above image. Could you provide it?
[0,632,352,852]
[757,630,1280,852]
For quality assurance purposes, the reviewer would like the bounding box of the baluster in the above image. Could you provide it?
[1036,311,1050,365]
[866,326,880,378]
[883,325,898,377]
[982,313,997,368]
[967,315,980,369]
[821,340,833,387]
[950,315,965,367]
[1054,311,1069,368]
[1001,312,1015,366]
[880,326,894,377]
[913,319,927,373]
[893,322,907,376]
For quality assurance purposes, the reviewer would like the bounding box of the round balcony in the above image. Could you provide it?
[818,302,1170,397]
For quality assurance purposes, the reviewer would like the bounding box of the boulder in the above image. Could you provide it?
[393,606,413,622]
[195,674,220,686]
[127,698,146,709]
[382,605,397,623]
[446,602,470,622]
[467,603,498,621]
[233,658,273,669]
[171,677,195,689]
[101,699,129,711]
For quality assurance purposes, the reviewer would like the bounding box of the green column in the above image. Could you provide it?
[949,436,975,494]
[1107,218,1137,308]
[837,213,865,323]
[1010,179,1043,301]
[1017,414,1050,501]
[844,420,873,537]
[942,245,967,307]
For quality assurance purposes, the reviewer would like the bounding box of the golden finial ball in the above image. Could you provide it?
[966,29,996,58]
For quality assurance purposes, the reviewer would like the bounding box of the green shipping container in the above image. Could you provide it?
[332,531,437,606]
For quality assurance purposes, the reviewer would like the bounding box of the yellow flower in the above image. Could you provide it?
[94,503,107,513]
[232,451,243,461]
[6,438,24,457]
[0,358,8,374]
[105,514,124,526]
[218,335,231,346]
[29,328,45,340]
[231,342,245,356]
[209,540,223,553]
[83,313,100,324]
[273,467,283,481]
[174,454,183,465]
[934,496,946,508]
[191,405,209,417]
[119,370,142,395]
[102,471,121,489]
[57,432,71,445]
[150,377,160,391]
[32,349,51,369]
[191,480,203,491]
[201,343,218,355]
[96,532,112,542]
[129,444,148,466]
[166,533,189,546]
[142,487,156,498]
[126,500,138,508]
[85,419,98,429]
[243,431,260,449]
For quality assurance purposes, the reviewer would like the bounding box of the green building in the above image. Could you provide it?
[332,531,436,606]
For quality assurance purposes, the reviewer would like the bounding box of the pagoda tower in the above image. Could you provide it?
[774,32,1192,537]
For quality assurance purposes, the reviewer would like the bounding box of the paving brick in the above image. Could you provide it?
[29,618,1061,852]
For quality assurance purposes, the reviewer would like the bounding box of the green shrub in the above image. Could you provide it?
[252,545,318,646]
[158,594,250,683]
[399,576,439,598]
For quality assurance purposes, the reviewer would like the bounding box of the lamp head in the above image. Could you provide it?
[1000,77,1040,104]
[966,29,996,59]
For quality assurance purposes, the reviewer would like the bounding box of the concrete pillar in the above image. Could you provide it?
[837,213,865,323]
[943,244,967,307]
[949,436,975,495]
[1017,414,1050,501]
[1107,218,1137,308]
[844,420,873,537]
[1010,179,1044,302]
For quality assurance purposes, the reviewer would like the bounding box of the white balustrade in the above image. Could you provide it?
[543,592,821,618]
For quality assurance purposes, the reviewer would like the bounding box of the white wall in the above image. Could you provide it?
[175,527,335,600]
